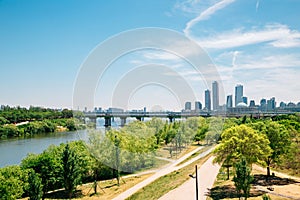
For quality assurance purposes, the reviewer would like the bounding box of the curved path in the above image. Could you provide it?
[113,146,215,200]
[159,156,220,200]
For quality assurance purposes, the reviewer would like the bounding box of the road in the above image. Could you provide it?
[113,146,215,200]
[159,156,220,200]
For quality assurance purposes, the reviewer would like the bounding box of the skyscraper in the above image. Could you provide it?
[195,101,202,110]
[205,89,211,111]
[212,81,219,111]
[226,95,233,108]
[249,100,255,107]
[267,97,276,111]
[185,101,192,110]
[235,84,243,107]
[260,98,267,111]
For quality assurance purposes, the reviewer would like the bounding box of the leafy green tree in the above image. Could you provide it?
[1,124,20,138]
[233,158,253,200]
[146,118,164,145]
[214,125,272,166]
[0,116,9,125]
[62,109,73,118]
[62,143,81,198]
[0,166,27,200]
[27,170,43,200]
[66,118,76,131]
[21,148,62,199]
[194,124,208,144]
[262,121,290,176]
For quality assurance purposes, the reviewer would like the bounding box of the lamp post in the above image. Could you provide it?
[189,165,198,200]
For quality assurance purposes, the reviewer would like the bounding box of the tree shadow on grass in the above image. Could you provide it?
[44,190,83,199]
[206,185,265,200]
[252,174,300,186]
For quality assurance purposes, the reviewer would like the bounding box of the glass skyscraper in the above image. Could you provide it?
[235,84,243,107]
[212,81,219,111]
[205,89,211,111]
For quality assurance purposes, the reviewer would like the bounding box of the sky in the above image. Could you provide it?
[0,0,300,111]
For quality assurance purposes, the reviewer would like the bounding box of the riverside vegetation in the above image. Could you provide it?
[0,107,299,199]
[0,106,85,139]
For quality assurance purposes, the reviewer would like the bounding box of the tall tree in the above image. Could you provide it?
[233,158,253,200]
[263,121,291,177]
[62,143,81,198]
[27,170,43,200]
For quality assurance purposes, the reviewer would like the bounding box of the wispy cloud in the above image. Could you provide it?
[183,0,236,36]
[194,24,300,49]
[256,0,260,12]
[142,51,181,61]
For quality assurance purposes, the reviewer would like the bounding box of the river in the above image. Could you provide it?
[0,130,90,168]
[0,117,175,168]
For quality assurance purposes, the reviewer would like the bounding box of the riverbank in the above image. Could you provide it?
[0,118,86,140]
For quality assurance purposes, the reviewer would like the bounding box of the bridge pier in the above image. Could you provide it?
[120,117,127,127]
[104,117,112,127]
[168,116,175,123]
[136,117,144,121]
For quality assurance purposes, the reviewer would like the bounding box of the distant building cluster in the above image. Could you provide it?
[183,81,300,113]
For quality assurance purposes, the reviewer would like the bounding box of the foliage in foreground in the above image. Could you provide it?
[233,158,254,200]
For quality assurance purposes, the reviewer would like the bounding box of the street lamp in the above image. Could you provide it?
[189,165,198,200]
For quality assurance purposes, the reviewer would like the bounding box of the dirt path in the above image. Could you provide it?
[159,156,220,200]
[113,146,214,200]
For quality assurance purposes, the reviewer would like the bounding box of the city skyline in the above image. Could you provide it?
[1,1,300,110]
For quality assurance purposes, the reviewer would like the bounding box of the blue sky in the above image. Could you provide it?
[0,0,300,110]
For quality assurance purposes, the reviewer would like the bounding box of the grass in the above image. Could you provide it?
[40,173,154,200]
[126,153,212,200]
[176,144,214,166]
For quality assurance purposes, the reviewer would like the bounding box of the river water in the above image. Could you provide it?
[0,130,90,168]
[0,117,156,168]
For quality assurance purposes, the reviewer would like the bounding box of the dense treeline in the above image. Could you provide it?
[214,113,300,180]
[0,106,84,139]
[0,106,73,124]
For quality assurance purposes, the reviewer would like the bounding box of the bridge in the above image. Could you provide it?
[83,110,294,127]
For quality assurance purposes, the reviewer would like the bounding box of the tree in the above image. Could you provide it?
[0,166,27,200]
[66,119,76,131]
[233,158,253,200]
[146,118,164,145]
[214,125,272,167]
[0,116,9,125]
[260,121,291,177]
[194,124,208,144]
[62,143,81,198]
[21,149,62,199]
[27,170,43,200]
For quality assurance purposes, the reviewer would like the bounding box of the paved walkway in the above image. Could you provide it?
[113,146,214,200]
[159,156,220,200]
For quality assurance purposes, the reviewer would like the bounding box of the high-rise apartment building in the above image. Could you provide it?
[235,84,243,107]
[226,95,233,108]
[185,101,192,110]
[249,100,255,107]
[212,81,219,111]
[205,89,211,111]
[267,97,276,111]
[195,101,202,110]
[260,98,267,111]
